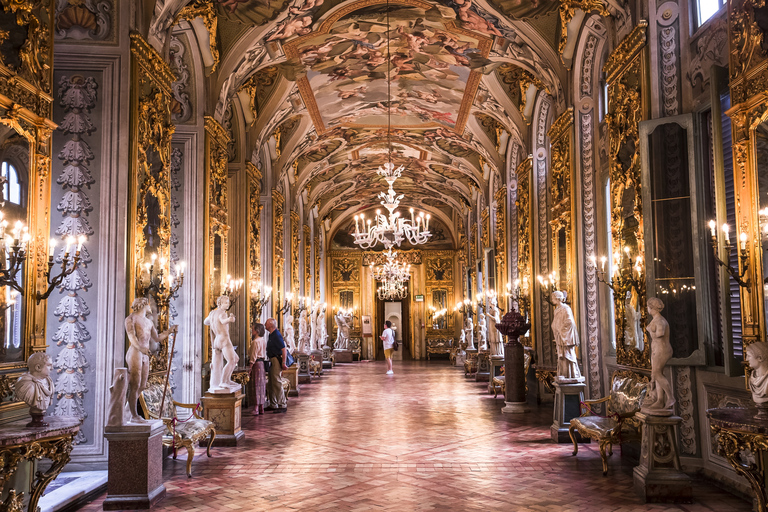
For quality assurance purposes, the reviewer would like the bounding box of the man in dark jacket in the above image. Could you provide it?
[265,318,288,413]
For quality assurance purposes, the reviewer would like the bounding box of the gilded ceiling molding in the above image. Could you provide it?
[557,1,610,58]
[175,0,219,75]
[54,0,112,41]
[362,250,423,266]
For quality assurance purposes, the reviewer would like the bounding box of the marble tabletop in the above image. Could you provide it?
[0,416,82,447]
[707,407,768,435]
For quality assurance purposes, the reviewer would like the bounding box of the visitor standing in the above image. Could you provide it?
[248,322,267,415]
[265,318,288,413]
[380,320,395,375]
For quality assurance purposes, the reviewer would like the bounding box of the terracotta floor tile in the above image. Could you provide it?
[75,361,750,511]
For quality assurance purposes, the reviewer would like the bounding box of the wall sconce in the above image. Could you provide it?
[588,246,644,297]
[708,220,750,288]
[250,280,272,320]
[37,236,88,304]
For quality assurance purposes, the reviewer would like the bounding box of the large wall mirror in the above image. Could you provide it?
[431,289,448,330]
[755,122,768,335]
[640,114,707,365]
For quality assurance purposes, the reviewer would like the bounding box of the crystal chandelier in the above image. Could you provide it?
[371,248,411,282]
[351,1,431,251]
[377,278,408,301]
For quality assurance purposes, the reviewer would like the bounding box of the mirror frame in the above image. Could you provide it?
[425,251,454,335]
[516,156,534,348]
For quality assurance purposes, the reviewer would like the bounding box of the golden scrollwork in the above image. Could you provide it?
[710,424,768,510]
[470,225,477,263]
[494,187,507,295]
[481,208,490,250]
[557,1,610,58]
[425,250,454,334]
[247,162,262,287]
[362,250,422,266]
[273,189,284,317]
[548,108,574,298]
[332,257,359,283]
[516,157,533,346]
[604,22,649,369]
[497,63,547,116]
[314,233,320,301]
[426,257,452,282]
[175,0,219,75]
[291,210,300,296]
[238,66,279,124]
[304,225,311,295]
[0,0,52,96]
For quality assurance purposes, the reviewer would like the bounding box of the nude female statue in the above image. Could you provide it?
[205,295,240,392]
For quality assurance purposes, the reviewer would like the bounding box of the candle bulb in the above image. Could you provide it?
[48,239,56,259]
[77,235,85,253]
[709,220,717,238]
[740,232,748,251]
[600,256,607,272]
[722,223,730,243]
[65,237,74,255]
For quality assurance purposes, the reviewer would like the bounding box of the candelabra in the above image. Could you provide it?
[537,273,564,307]
[587,247,644,298]
[295,295,313,316]
[136,253,185,330]
[279,291,294,315]
[250,281,272,320]
[506,279,531,322]
[708,220,750,288]
[377,279,407,300]
[37,236,88,304]
[453,298,476,317]
[222,277,244,311]
[428,306,448,329]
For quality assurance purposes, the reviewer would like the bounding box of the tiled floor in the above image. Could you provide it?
[78,361,750,511]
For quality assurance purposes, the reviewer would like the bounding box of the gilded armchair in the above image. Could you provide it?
[140,381,216,477]
[569,371,648,475]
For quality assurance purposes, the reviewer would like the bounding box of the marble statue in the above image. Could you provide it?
[15,353,54,426]
[624,292,643,350]
[106,368,130,427]
[309,302,319,351]
[747,342,768,406]
[459,329,466,349]
[464,315,475,351]
[477,307,488,351]
[334,310,351,350]
[642,297,675,414]
[284,312,296,353]
[124,297,175,423]
[298,309,310,353]
[486,297,503,357]
[551,291,585,383]
[205,295,240,393]
[317,305,328,349]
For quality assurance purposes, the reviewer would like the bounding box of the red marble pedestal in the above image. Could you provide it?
[334,349,353,363]
[103,421,166,510]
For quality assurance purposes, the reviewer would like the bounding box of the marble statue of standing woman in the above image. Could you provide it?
[486,296,503,357]
[317,304,328,349]
[309,302,319,351]
[284,311,296,353]
[551,291,584,383]
[298,309,310,353]
[464,314,475,351]
[205,295,240,392]
[642,297,675,414]
[476,305,488,351]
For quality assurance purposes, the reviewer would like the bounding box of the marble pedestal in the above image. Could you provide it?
[283,366,299,397]
[633,413,692,503]
[202,388,245,447]
[334,349,353,363]
[322,347,334,369]
[103,421,165,510]
[475,351,490,382]
[297,353,312,384]
[551,381,587,443]
[487,356,504,394]
[501,339,530,414]
[310,350,324,375]
[454,351,466,367]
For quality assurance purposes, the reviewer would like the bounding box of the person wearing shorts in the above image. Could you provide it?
[380,320,395,375]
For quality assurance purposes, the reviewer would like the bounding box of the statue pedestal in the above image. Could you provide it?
[310,350,324,375]
[283,366,299,397]
[633,413,692,503]
[454,350,466,367]
[487,356,504,394]
[103,421,166,510]
[475,351,490,382]
[551,381,587,443]
[202,387,244,447]
[322,347,334,369]
[334,349,353,363]
[297,353,312,384]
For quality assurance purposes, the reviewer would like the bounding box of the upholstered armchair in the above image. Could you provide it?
[140,381,216,477]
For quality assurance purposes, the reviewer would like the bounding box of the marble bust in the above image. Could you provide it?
[747,342,768,407]
[641,297,675,415]
[551,291,584,383]
[205,295,241,393]
[15,353,54,427]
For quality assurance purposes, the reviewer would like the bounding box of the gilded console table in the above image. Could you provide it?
[708,407,768,512]
[0,416,81,512]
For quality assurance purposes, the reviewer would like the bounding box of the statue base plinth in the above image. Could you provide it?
[283,366,299,397]
[501,401,531,414]
[202,390,245,447]
[297,353,312,384]
[310,350,324,375]
[322,347,334,369]
[334,349,353,363]
[26,412,49,428]
[551,381,588,443]
[475,351,490,382]
[633,413,692,503]
[454,351,466,367]
[103,420,166,510]
[487,357,505,394]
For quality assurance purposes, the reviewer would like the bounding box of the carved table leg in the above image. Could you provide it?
[27,435,76,512]
[713,426,768,512]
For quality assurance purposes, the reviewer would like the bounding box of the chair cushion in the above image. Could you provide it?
[571,416,619,437]
[607,374,648,416]
[175,419,213,440]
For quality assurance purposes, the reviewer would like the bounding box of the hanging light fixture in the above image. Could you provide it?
[371,248,411,282]
[352,1,431,251]
[377,277,408,301]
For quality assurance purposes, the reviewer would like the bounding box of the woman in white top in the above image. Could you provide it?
[249,323,268,414]
[380,320,395,375]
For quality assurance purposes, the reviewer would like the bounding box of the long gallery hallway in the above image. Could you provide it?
[78,362,748,512]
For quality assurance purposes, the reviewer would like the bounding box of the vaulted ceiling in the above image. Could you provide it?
[157,0,572,246]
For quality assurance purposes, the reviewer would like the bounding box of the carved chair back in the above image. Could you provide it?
[606,370,649,430]
[140,380,176,421]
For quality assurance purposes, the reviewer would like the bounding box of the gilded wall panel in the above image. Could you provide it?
[247,162,262,323]
[272,189,284,318]
[548,108,575,299]
[291,210,300,296]
[329,250,361,333]
[604,22,649,369]
[304,225,311,295]
[494,187,507,298]
[516,157,533,347]
[425,251,455,335]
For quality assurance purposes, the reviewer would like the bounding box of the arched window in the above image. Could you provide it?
[0,161,22,206]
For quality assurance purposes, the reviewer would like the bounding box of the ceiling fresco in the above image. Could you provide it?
[283,2,493,133]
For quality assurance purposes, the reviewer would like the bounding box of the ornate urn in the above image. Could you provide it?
[495,306,530,410]
[495,307,530,343]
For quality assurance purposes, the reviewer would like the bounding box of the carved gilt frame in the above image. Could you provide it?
[516,156,534,348]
